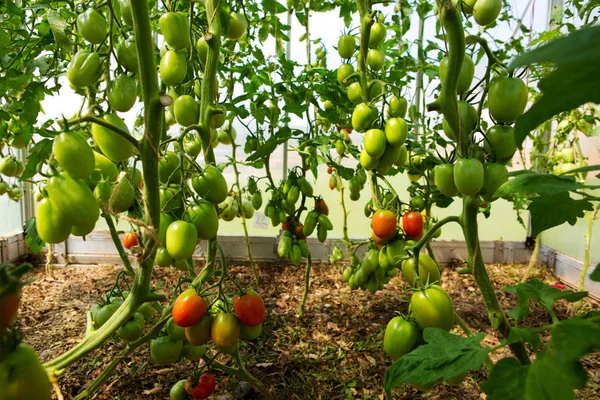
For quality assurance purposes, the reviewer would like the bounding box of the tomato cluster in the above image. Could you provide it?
[0,154,23,202]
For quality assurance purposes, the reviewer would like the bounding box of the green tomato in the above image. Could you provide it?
[117,313,144,342]
[0,343,52,400]
[119,0,133,25]
[53,132,95,179]
[359,150,379,171]
[91,113,135,162]
[481,163,508,202]
[434,164,458,197]
[108,74,138,113]
[211,106,227,129]
[560,148,575,163]
[196,37,209,66]
[183,135,202,158]
[159,12,191,50]
[369,22,387,47]
[47,171,99,227]
[160,187,183,214]
[383,316,418,361]
[454,158,484,197]
[337,35,356,59]
[116,38,139,74]
[173,95,199,127]
[150,336,183,365]
[67,50,102,87]
[218,124,237,145]
[159,151,182,184]
[227,12,248,40]
[401,254,441,286]
[483,125,517,164]
[155,247,173,267]
[110,177,135,213]
[439,55,475,95]
[352,103,377,133]
[410,285,455,331]
[0,156,20,177]
[347,82,363,105]
[376,145,402,175]
[240,322,262,340]
[363,129,387,159]
[385,118,408,147]
[368,79,385,101]
[337,63,354,86]
[488,77,528,123]
[170,380,188,400]
[186,200,219,240]
[387,95,408,119]
[367,49,385,71]
[473,0,502,26]
[458,0,477,14]
[190,165,229,204]
[91,302,120,328]
[386,239,408,269]
[160,50,187,86]
[182,343,207,361]
[167,317,187,341]
[317,224,328,243]
[443,100,477,143]
[36,198,71,244]
[166,220,198,261]
[77,8,108,44]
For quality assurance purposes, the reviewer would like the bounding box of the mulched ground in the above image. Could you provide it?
[17,260,600,399]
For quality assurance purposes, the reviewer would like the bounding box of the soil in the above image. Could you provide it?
[17,260,600,400]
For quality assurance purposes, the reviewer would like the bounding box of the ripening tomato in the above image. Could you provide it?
[211,313,241,350]
[372,210,397,239]
[383,316,418,361]
[185,314,213,346]
[0,289,20,331]
[337,35,356,59]
[402,211,424,239]
[488,77,528,123]
[172,289,208,327]
[123,232,138,249]
[410,285,455,331]
[189,373,216,399]
[315,198,329,216]
[233,290,266,327]
[454,158,484,197]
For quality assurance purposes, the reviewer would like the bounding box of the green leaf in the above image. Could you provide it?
[495,171,586,197]
[245,127,293,162]
[482,352,587,400]
[527,192,594,236]
[47,9,73,56]
[504,327,541,351]
[510,26,600,147]
[384,329,490,393]
[23,217,44,254]
[550,318,600,361]
[20,138,52,181]
[589,263,600,282]
[505,279,587,321]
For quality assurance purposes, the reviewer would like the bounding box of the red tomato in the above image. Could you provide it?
[315,199,329,216]
[403,211,424,239]
[233,290,266,327]
[123,232,138,249]
[0,290,20,331]
[172,289,208,327]
[372,210,397,239]
[327,167,333,174]
[189,373,216,399]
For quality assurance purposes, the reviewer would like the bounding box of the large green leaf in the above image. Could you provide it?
[384,329,490,395]
[527,192,594,236]
[509,25,600,147]
[495,171,586,197]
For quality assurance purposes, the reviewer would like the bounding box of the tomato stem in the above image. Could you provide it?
[103,214,135,276]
